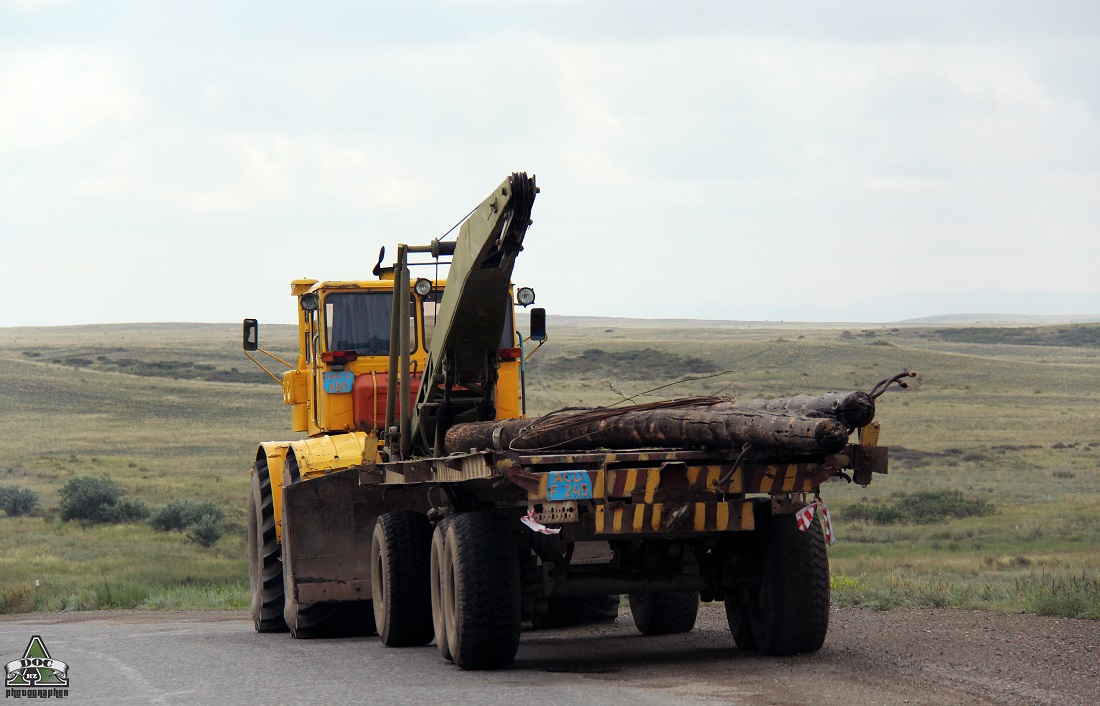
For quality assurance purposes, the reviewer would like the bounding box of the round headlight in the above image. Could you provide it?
[300,292,320,311]
[414,278,433,296]
[516,287,536,307]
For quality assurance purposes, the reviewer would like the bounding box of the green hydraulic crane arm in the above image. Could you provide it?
[407,172,537,458]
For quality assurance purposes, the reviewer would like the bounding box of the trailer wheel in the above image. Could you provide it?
[372,510,434,647]
[248,458,287,633]
[430,518,454,660]
[724,599,756,649]
[728,504,830,655]
[442,512,521,670]
[628,591,700,635]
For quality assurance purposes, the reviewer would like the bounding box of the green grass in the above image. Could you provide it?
[1,320,1099,618]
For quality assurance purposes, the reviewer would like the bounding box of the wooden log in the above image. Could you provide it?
[738,391,875,430]
[443,401,850,457]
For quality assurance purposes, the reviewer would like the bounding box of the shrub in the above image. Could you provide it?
[58,475,147,523]
[150,500,225,532]
[844,503,903,524]
[903,491,991,522]
[0,486,39,517]
[843,491,993,525]
[186,515,224,548]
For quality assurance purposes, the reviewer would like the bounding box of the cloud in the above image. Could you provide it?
[0,48,143,153]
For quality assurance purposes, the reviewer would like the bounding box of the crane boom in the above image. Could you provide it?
[395,172,537,458]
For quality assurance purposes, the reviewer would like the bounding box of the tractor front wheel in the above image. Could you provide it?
[248,459,287,633]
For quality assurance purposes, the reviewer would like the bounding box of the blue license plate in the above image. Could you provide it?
[546,470,592,501]
[322,371,354,393]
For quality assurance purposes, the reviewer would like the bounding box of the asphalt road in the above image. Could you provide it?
[2,604,1097,705]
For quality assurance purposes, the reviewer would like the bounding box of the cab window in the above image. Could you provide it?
[324,291,416,355]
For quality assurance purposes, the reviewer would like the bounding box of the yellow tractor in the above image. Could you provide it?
[243,173,542,639]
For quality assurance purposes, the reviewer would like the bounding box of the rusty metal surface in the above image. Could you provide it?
[359,451,498,486]
[282,470,434,604]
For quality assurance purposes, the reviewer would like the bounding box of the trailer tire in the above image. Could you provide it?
[372,510,435,647]
[628,591,700,635]
[724,600,756,649]
[729,504,830,655]
[430,518,454,660]
[248,459,287,633]
[442,512,521,670]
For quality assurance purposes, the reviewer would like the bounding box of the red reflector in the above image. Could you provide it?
[321,350,359,364]
[499,347,522,361]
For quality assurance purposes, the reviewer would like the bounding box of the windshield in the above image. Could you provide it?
[419,288,515,352]
[325,291,416,355]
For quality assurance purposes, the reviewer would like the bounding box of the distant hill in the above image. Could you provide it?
[900,313,1100,325]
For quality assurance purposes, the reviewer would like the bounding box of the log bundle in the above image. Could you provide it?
[443,391,875,458]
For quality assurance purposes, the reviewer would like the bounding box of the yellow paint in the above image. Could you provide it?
[291,431,377,480]
[496,360,521,419]
[257,442,291,543]
[759,467,776,493]
[595,506,606,532]
[861,421,881,446]
[613,507,623,532]
[723,466,743,493]
[650,504,662,531]
[782,467,797,492]
[290,279,318,295]
[716,501,729,530]
[644,469,660,503]
[693,503,706,531]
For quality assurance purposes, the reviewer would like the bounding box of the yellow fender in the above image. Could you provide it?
[287,431,381,482]
[255,432,381,544]
[255,441,292,543]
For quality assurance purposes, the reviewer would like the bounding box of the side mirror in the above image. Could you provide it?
[243,319,259,351]
[529,308,546,342]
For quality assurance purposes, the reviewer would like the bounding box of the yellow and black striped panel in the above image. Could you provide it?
[594,501,754,535]
[743,463,817,494]
[602,466,739,500]
[530,466,742,502]
[527,462,820,503]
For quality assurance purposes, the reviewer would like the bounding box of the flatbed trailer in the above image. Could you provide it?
[274,439,886,668]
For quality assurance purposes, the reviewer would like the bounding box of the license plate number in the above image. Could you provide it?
[322,371,354,393]
[546,470,592,501]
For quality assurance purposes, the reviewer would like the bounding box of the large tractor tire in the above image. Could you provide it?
[628,591,700,635]
[248,458,287,633]
[441,512,521,670]
[430,518,454,661]
[372,510,435,647]
[725,504,830,655]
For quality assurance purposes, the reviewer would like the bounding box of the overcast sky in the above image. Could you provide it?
[3,0,1099,327]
